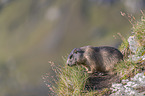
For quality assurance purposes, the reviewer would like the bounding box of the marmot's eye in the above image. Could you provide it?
[70,55,73,59]
[74,49,77,53]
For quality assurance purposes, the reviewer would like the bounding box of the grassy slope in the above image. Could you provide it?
[46,12,145,96]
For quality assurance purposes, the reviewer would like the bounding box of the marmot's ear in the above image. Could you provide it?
[73,48,84,54]
[73,48,77,54]
[72,48,80,54]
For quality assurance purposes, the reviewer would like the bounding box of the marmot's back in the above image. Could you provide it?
[93,46,123,61]
[91,46,123,72]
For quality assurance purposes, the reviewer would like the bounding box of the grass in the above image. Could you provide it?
[43,61,89,96]
[57,65,88,96]
[118,33,130,58]
[114,60,138,80]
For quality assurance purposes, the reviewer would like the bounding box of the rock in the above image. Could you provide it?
[128,36,140,53]
[110,72,145,96]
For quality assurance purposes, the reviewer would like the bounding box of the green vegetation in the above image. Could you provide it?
[114,60,138,80]
[45,61,89,96]
[57,65,88,95]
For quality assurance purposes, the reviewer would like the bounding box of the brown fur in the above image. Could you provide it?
[67,46,123,74]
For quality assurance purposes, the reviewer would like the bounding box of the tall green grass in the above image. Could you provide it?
[57,65,88,95]
[43,61,89,96]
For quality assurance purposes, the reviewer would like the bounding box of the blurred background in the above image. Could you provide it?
[0,0,145,96]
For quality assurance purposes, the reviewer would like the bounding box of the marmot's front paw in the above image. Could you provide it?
[83,70,87,73]
[87,71,93,74]
[85,68,89,72]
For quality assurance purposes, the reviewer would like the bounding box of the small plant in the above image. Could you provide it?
[118,36,130,59]
[132,10,145,47]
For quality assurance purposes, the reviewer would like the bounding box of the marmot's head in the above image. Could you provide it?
[67,48,84,66]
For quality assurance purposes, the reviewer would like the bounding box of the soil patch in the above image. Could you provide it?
[85,73,120,91]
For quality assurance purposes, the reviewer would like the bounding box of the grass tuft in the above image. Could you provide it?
[43,61,89,96]
[114,60,138,80]
[117,33,130,58]
[57,65,88,96]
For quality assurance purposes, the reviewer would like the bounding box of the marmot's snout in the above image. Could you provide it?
[67,59,76,67]
[66,48,78,67]
[66,60,71,66]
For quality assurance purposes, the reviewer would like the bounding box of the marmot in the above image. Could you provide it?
[67,46,123,74]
